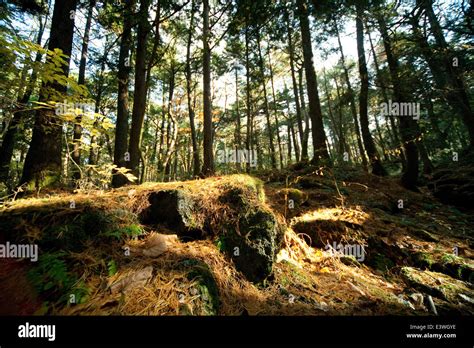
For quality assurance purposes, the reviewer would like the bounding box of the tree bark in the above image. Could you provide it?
[112,0,134,188]
[245,23,252,173]
[286,7,306,160]
[20,0,78,189]
[256,30,276,169]
[356,4,386,176]
[297,0,329,164]
[185,0,200,177]
[378,13,419,190]
[201,0,214,176]
[72,0,95,182]
[268,47,284,168]
[334,18,367,169]
[127,0,151,179]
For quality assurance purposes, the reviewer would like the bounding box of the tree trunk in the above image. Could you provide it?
[112,0,134,188]
[415,0,474,148]
[298,67,310,159]
[268,47,284,168]
[20,0,77,189]
[201,0,214,176]
[322,69,342,158]
[0,14,46,184]
[127,0,151,179]
[256,30,276,169]
[286,7,305,160]
[72,0,95,182]
[234,65,242,171]
[245,23,252,173]
[297,0,329,164]
[334,18,367,169]
[356,4,386,176]
[378,13,419,190]
[186,0,200,177]
[367,26,402,154]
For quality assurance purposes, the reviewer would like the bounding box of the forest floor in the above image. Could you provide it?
[0,165,473,316]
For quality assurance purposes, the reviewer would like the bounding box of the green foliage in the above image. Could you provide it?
[413,251,434,269]
[371,253,395,273]
[76,164,138,190]
[28,251,88,305]
[440,253,459,265]
[103,224,143,241]
[107,259,118,276]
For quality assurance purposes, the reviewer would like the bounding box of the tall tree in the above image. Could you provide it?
[413,0,474,149]
[112,0,135,188]
[334,18,368,169]
[377,11,419,190]
[0,9,48,184]
[201,0,214,176]
[296,0,329,163]
[355,2,386,176]
[256,30,277,169]
[20,0,78,189]
[72,0,95,182]
[185,0,200,177]
[127,0,152,179]
[285,5,305,160]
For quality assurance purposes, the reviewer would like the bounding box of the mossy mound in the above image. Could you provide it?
[133,174,284,283]
[219,205,283,283]
[276,188,308,206]
[179,258,220,315]
[0,204,143,252]
[401,267,474,305]
[140,189,203,240]
[428,165,474,207]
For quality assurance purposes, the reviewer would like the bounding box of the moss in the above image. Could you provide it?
[28,251,89,307]
[371,253,395,273]
[401,267,472,302]
[103,224,143,241]
[410,229,439,242]
[278,188,308,205]
[434,254,474,282]
[221,205,282,283]
[218,175,265,203]
[340,255,361,267]
[36,207,141,251]
[440,253,459,264]
[180,259,220,315]
[413,252,435,269]
[283,261,310,286]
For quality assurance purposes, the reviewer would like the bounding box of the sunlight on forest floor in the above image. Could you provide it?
[0,167,473,316]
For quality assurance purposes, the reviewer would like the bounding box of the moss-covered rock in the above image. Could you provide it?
[428,165,474,207]
[180,258,220,315]
[276,188,308,206]
[432,254,474,284]
[139,189,204,240]
[401,267,474,303]
[220,205,283,283]
[137,175,284,283]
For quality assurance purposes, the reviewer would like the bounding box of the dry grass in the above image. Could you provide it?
[1,171,472,316]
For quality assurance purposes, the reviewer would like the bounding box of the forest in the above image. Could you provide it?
[0,0,473,317]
